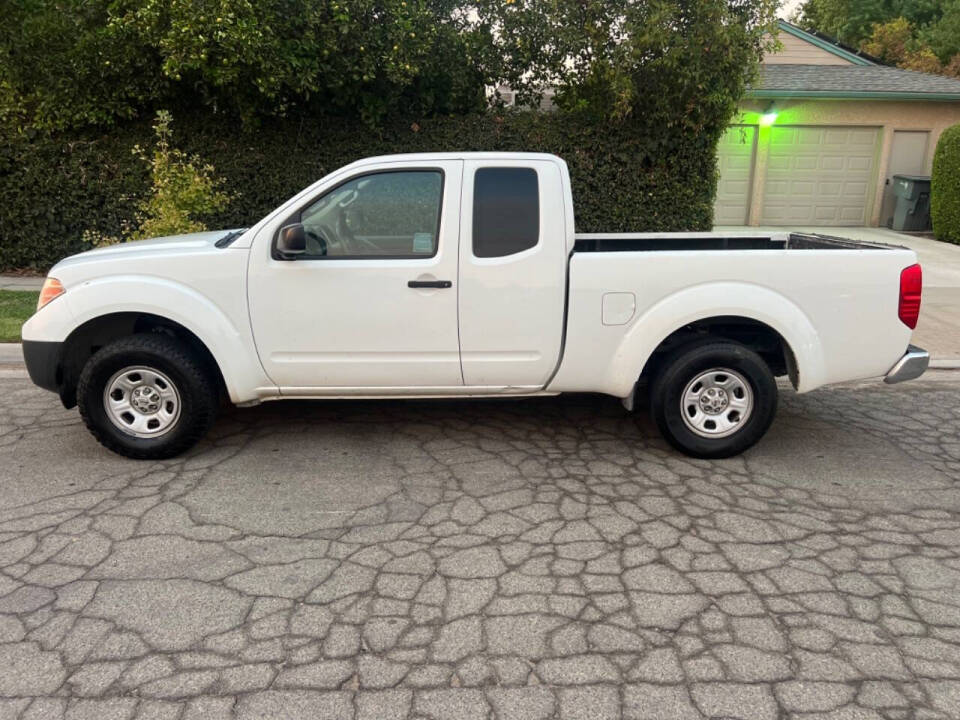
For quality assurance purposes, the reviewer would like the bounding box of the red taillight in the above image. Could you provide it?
[898,263,922,330]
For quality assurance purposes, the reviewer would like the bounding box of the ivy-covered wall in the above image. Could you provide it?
[0,112,720,270]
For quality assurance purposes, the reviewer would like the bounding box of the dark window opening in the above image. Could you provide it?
[472,168,539,258]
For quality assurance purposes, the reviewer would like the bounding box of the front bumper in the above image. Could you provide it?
[884,344,929,384]
[22,340,62,394]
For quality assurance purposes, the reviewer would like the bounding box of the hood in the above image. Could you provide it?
[76,229,243,258]
[51,229,247,273]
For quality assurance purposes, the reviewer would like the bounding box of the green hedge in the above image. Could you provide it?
[932,123,960,245]
[0,112,721,271]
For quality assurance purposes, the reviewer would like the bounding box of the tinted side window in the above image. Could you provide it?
[472,168,540,258]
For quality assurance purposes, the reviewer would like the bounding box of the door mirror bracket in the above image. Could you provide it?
[275,224,307,260]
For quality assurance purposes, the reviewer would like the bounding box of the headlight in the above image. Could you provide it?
[37,277,65,311]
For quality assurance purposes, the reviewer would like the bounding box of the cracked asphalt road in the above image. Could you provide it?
[1,374,960,719]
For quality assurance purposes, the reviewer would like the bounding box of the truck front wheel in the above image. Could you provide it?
[649,341,777,459]
[77,334,218,459]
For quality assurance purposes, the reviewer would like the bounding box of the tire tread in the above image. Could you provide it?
[649,339,777,459]
[77,334,217,459]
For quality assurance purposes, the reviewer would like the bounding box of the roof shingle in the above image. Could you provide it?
[752,64,960,98]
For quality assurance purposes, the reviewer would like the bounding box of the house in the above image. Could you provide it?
[715,20,960,227]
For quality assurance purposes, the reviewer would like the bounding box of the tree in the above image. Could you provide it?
[474,0,778,128]
[796,0,960,78]
[2,0,778,138]
[796,0,943,47]
[110,0,492,125]
[921,0,960,64]
[903,47,946,73]
[0,0,164,131]
[0,0,493,131]
[861,17,943,72]
[861,16,913,63]
[944,55,960,78]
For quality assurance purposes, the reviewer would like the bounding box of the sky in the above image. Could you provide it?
[779,0,804,20]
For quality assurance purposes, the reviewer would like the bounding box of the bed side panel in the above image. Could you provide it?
[550,249,915,397]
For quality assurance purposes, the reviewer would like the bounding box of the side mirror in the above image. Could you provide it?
[276,223,306,259]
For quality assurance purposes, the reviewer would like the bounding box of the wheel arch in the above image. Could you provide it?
[57,312,227,409]
[641,316,799,388]
[608,282,826,397]
[43,275,273,406]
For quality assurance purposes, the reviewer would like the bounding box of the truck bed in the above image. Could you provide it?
[550,233,917,398]
[573,231,895,253]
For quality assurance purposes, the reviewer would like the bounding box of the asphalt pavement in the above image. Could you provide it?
[0,372,959,718]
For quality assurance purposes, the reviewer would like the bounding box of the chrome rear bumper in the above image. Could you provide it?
[884,345,930,384]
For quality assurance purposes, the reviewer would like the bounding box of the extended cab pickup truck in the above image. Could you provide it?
[22,152,928,460]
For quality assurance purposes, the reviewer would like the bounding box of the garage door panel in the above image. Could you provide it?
[762,205,787,221]
[840,207,866,222]
[761,125,878,226]
[771,128,797,144]
[849,128,879,144]
[823,129,852,144]
[714,125,757,225]
[797,128,823,144]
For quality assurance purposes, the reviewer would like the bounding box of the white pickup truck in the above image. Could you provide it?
[22,152,928,460]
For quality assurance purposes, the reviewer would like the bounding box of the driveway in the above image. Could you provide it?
[1,372,960,719]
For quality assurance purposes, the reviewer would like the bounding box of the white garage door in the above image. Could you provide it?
[761,126,879,226]
[714,126,756,225]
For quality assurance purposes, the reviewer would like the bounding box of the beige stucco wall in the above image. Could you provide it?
[736,98,960,226]
[764,33,854,65]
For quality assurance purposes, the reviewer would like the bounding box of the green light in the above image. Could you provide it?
[760,111,778,126]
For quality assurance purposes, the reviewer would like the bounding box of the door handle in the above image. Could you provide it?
[408,280,452,289]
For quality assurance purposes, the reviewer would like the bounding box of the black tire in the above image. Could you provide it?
[77,333,218,459]
[649,340,777,459]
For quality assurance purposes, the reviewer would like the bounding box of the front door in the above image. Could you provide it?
[248,160,464,391]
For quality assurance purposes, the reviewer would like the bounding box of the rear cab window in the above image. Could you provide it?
[472,168,540,258]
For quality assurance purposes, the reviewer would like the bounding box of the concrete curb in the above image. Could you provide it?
[930,359,960,370]
[0,277,43,291]
[0,344,24,365]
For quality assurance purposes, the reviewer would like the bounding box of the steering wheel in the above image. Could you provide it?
[335,211,357,254]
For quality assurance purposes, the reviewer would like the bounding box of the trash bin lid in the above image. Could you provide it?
[893,174,931,183]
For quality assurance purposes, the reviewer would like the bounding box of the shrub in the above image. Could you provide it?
[0,110,721,271]
[85,111,231,247]
[932,123,960,245]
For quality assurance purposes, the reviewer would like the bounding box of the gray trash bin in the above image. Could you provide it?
[891,174,931,232]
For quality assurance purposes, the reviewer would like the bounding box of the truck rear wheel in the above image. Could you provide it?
[649,340,777,458]
[77,334,218,459]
